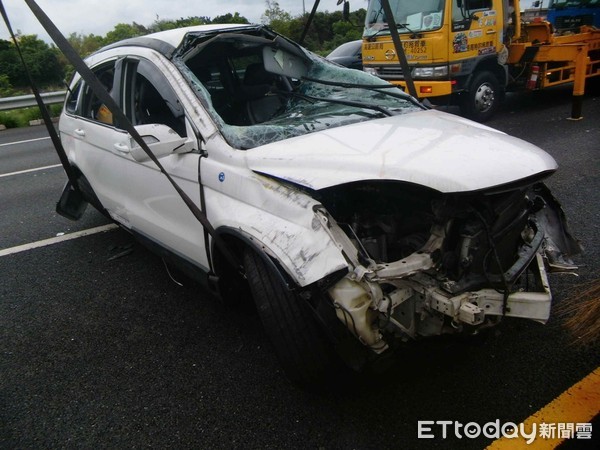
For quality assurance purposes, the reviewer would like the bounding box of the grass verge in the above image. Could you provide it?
[0,104,63,129]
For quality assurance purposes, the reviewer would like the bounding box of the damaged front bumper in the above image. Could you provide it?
[313,185,580,354]
[328,254,553,354]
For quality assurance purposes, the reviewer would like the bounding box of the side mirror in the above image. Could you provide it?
[129,123,193,163]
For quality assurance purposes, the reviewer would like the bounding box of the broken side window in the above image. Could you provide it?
[121,58,187,137]
[75,60,118,126]
[65,80,82,115]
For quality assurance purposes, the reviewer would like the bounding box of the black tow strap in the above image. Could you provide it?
[1,0,241,271]
[380,0,418,99]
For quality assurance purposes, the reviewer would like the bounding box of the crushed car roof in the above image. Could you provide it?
[99,23,258,57]
[143,23,254,46]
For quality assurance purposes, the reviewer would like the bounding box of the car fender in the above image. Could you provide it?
[201,160,348,287]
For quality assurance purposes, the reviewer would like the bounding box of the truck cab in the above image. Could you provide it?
[362,0,515,121]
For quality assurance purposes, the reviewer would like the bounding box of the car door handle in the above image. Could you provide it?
[113,143,130,153]
[74,128,86,137]
[486,30,497,34]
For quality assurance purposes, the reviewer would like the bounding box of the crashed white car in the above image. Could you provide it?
[59,24,580,385]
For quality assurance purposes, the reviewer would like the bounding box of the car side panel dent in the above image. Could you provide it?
[200,158,347,286]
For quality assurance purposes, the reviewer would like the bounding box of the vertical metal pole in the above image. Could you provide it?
[300,0,320,45]
[569,44,587,120]
[380,0,418,99]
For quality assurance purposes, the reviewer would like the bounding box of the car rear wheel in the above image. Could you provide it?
[243,248,344,387]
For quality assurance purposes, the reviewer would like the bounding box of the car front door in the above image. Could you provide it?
[116,56,209,270]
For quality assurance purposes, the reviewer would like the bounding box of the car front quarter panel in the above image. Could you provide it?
[201,159,348,286]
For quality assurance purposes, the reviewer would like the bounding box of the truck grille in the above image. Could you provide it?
[378,66,404,79]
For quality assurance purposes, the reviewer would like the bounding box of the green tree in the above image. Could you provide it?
[0,39,20,88]
[261,0,292,23]
[56,32,105,81]
[104,22,148,45]
[323,14,365,52]
[21,35,64,86]
[261,1,293,36]
[212,12,250,24]
[66,32,104,57]
[0,35,64,88]
[149,16,211,33]
[286,17,308,43]
[259,1,366,52]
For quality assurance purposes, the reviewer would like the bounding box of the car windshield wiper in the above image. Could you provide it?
[275,89,396,117]
[301,76,426,109]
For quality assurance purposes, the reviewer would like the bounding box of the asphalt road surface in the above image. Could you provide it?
[1,87,599,449]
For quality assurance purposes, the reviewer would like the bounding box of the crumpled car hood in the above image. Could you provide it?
[245,109,557,193]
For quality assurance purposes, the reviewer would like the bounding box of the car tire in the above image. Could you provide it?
[243,248,344,387]
[460,70,500,122]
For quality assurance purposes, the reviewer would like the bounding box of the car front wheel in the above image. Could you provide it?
[243,248,344,387]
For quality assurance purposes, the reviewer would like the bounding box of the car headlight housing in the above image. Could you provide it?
[412,65,448,78]
[363,67,379,76]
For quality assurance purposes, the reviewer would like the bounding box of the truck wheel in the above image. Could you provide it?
[460,71,500,122]
[243,248,343,387]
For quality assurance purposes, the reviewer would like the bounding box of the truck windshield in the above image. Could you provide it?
[364,0,445,37]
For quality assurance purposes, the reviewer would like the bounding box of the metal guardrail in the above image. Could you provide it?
[0,91,66,111]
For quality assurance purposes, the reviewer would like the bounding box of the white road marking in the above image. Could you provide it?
[0,136,50,148]
[0,224,119,257]
[0,164,62,178]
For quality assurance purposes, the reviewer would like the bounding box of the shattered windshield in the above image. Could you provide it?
[364,0,445,37]
[174,29,422,150]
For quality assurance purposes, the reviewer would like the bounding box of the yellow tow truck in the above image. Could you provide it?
[362,0,600,121]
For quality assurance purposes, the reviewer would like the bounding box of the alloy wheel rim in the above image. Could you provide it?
[474,83,495,113]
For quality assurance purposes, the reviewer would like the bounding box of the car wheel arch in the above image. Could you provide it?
[210,227,298,306]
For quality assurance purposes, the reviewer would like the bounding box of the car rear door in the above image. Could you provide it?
[59,58,134,227]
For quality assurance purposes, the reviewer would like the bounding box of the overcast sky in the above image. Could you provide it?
[0,0,538,43]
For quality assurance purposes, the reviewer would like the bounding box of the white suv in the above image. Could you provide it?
[59,24,580,385]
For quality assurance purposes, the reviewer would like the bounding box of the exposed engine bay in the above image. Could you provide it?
[312,181,581,352]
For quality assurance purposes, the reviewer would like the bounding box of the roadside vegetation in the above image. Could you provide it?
[0,104,62,129]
